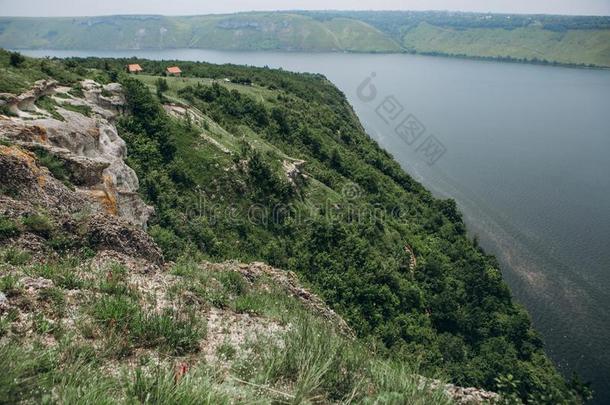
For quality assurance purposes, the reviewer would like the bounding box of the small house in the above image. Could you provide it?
[166,66,182,77]
[127,64,143,74]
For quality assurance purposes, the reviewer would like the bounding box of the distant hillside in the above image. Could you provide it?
[0,11,608,65]
[0,13,401,53]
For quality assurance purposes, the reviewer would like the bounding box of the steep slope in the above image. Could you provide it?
[0,78,499,404]
[0,51,591,403]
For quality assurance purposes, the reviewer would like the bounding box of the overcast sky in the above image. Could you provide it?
[0,0,608,17]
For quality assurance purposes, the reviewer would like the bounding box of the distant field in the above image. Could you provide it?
[0,11,608,67]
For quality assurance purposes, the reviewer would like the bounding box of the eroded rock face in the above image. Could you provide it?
[0,80,153,228]
[0,144,163,264]
[0,79,58,115]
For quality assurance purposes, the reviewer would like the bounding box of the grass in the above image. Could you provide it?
[0,275,19,295]
[234,313,453,404]
[34,95,64,121]
[125,366,231,405]
[1,248,31,266]
[32,147,72,186]
[91,294,205,356]
[28,260,85,290]
[0,216,21,241]
[22,212,55,238]
[59,102,93,117]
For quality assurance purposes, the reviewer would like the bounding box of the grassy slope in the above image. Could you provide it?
[403,22,610,66]
[0,252,452,404]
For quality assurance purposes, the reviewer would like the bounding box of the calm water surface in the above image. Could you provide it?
[22,49,610,402]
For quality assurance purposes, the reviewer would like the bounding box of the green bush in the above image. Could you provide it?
[1,248,31,266]
[0,216,21,241]
[22,213,55,238]
[9,52,25,68]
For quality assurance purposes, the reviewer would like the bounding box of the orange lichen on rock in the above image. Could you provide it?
[28,125,48,143]
[0,144,47,187]
[88,126,100,139]
[88,175,118,216]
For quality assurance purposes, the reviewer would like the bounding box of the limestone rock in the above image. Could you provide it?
[0,80,153,228]
[0,144,162,265]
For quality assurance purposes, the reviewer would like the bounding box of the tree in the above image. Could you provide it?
[9,52,25,68]
[155,78,169,93]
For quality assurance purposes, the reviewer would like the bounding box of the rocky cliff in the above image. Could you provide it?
[0,79,153,228]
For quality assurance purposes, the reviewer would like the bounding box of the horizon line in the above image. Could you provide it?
[1,9,609,19]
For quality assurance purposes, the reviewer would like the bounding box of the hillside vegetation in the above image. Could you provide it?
[0,49,593,403]
[0,11,609,67]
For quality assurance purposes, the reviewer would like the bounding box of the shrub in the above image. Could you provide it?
[9,52,25,68]
[1,248,32,266]
[0,216,20,241]
[22,213,55,238]
[0,274,19,295]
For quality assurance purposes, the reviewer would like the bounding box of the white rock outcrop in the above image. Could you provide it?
[0,80,153,228]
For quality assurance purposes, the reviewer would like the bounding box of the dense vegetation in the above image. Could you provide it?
[0,50,592,402]
[0,11,609,67]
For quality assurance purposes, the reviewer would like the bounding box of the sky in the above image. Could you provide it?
[0,0,609,17]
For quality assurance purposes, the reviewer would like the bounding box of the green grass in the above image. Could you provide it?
[22,212,55,238]
[28,260,85,290]
[0,216,21,241]
[32,147,72,185]
[91,294,205,356]
[34,95,65,121]
[0,253,456,404]
[234,314,453,404]
[0,275,19,295]
[0,248,31,266]
[59,102,93,117]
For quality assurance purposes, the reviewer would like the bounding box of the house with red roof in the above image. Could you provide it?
[127,64,143,74]
[166,66,182,76]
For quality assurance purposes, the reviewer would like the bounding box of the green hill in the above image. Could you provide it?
[0,11,609,66]
[402,22,610,67]
[0,13,400,53]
